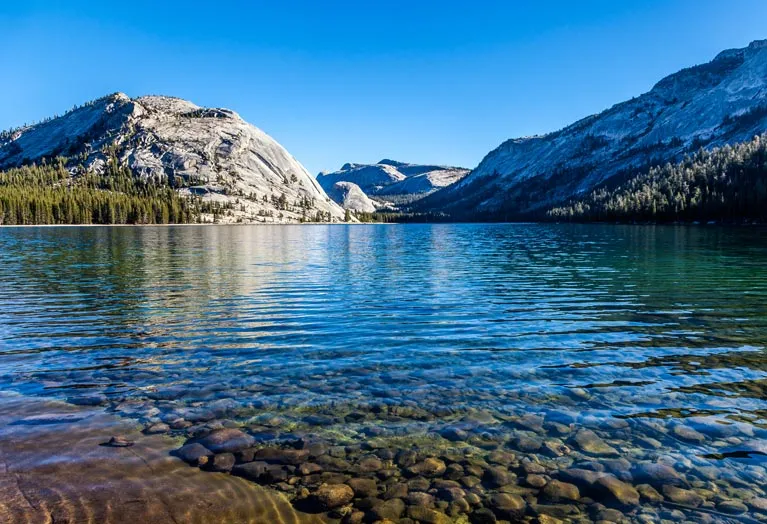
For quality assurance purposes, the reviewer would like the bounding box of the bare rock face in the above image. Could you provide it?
[327,181,378,213]
[0,93,346,223]
[422,39,767,219]
[317,159,469,209]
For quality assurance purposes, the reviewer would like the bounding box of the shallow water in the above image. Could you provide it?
[1,224,767,522]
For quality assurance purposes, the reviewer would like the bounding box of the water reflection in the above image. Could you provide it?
[1,224,767,522]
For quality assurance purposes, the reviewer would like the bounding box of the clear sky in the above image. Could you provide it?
[1,1,766,175]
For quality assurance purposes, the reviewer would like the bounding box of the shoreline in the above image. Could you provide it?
[0,393,328,524]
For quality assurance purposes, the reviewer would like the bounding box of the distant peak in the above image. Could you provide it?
[714,39,767,62]
[377,159,407,167]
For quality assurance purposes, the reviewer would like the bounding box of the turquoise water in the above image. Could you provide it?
[1,224,767,522]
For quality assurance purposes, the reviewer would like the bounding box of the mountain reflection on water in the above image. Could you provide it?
[1,224,766,523]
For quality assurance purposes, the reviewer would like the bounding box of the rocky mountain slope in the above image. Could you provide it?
[326,181,377,213]
[317,159,469,208]
[421,39,767,219]
[0,93,346,223]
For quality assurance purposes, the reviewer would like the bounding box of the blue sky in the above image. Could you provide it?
[1,1,766,174]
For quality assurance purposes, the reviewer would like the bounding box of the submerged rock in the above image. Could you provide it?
[204,453,235,473]
[483,466,515,488]
[632,463,684,487]
[543,480,580,501]
[347,478,378,497]
[315,483,354,510]
[144,422,170,434]
[672,425,706,443]
[408,505,453,524]
[254,447,309,465]
[407,458,446,478]
[558,468,604,488]
[489,493,526,519]
[370,498,406,521]
[102,436,134,448]
[174,443,213,466]
[662,485,704,507]
[197,428,255,454]
[573,429,619,456]
[717,499,748,514]
[596,474,640,506]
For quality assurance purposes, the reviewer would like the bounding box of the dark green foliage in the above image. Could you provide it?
[721,104,767,130]
[352,211,404,223]
[0,154,199,225]
[548,134,767,223]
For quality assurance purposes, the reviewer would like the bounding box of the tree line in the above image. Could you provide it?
[548,134,767,223]
[0,154,199,225]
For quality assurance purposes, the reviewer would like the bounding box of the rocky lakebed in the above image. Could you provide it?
[88,379,766,524]
[2,224,767,523]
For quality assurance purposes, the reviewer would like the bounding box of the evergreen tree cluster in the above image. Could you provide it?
[548,135,767,223]
[0,154,198,225]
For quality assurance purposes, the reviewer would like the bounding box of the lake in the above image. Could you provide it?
[1,224,766,523]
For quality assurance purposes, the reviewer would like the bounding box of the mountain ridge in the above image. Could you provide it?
[420,39,767,220]
[317,159,469,210]
[0,93,346,224]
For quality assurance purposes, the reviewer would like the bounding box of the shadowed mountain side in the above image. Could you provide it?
[419,40,767,220]
[0,394,329,524]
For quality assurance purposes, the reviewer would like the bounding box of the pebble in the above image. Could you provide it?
[636,484,663,503]
[370,498,406,521]
[515,414,545,433]
[347,478,378,497]
[483,466,515,488]
[511,435,543,452]
[408,477,431,492]
[315,483,354,510]
[470,507,497,523]
[487,450,515,465]
[231,461,269,481]
[396,450,418,468]
[144,422,170,434]
[672,425,706,444]
[407,491,435,507]
[543,480,581,501]
[357,456,383,473]
[103,436,134,448]
[632,463,684,487]
[254,447,310,465]
[407,458,446,478]
[597,508,625,522]
[488,493,526,519]
[383,483,408,500]
[559,468,604,488]
[196,428,255,454]
[205,453,235,472]
[527,474,547,488]
[537,515,565,524]
[717,499,748,514]
[662,485,704,507]
[174,443,212,465]
[574,429,619,456]
[297,462,323,475]
[407,505,452,524]
[440,427,469,441]
[596,474,640,506]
